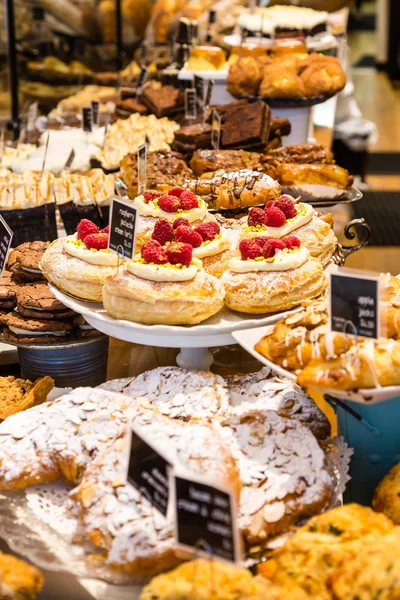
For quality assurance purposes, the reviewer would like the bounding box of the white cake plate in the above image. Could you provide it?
[49,284,300,370]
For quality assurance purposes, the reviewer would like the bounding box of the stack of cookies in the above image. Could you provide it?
[0,241,102,345]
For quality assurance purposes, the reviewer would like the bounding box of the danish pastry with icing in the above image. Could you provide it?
[102,241,225,325]
[221,237,326,314]
[40,222,119,301]
[70,408,240,576]
[216,411,333,545]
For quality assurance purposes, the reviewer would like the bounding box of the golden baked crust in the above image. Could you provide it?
[190,149,263,178]
[227,57,262,97]
[102,268,225,325]
[275,163,353,190]
[260,65,305,99]
[185,170,281,210]
[221,257,326,314]
[0,375,54,421]
[373,463,400,524]
[201,248,234,278]
[258,504,395,600]
[40,238,117,302]
[0,552,43,600]
[300,59,346,97]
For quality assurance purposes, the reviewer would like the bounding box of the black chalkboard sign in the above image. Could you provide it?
[185,88,197,120]
[108,196,137,259]
[0,216,13,278]
[211,109,221,150]
[205,80,214,108]
[329,270,381,339]
[194,76,205,110]
[128,427,171,516]
[91,100,99,127]
[64,148,75,170]
[82,106,92,132]
[172,474,240,563]
[136,66,148,98]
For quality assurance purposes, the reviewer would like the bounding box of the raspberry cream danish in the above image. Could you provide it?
[103,240,225,325]
[40,219,119,301]
[240,195,337,266]
[149,217,233,278]
[221,236,326,314]
[133,187,215,249]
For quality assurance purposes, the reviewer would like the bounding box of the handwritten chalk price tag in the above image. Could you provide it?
[205,79,214,108]
[171,472,241,563]
[211,109,221,150]
[82,106,92,133]
[0,216,13,278]
[329,268,382,340]
[127,425,171,516]
[108,196,137,260]
[194,75,205,110]
[137,143,147,195]
[91,100,99,127]
[185,88,197,120]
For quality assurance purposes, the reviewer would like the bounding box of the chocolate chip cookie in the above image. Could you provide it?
[8,242,49,283]
[3,312,74,344]
[15,283,76,320]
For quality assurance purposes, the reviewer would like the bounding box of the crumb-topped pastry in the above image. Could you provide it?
[40,219,118,301]
[216,411,333,545]
[103,240,225,325]
[70,408,240,576]
[149,217,232,278]
[240,195,337,266]
[133,187,215,248]
[221,235,326,313]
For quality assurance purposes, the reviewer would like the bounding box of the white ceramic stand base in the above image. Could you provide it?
[176,347,214,370]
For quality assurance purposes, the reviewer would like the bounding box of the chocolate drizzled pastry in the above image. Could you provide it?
[8,241,49,283]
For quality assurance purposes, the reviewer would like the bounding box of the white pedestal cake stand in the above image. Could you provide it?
[49,284,298,370]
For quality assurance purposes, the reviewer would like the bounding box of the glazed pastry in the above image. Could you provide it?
[299,55,346,97]
[297,338,400,391]
[132,188,215,249]
[99,366,330,439]
[40,219,119,301]
[226,57,262,97]
[0,553,43,599]
[240,195,337,266]
[149,216,232,278]
[275,163,354,201]
[221,236,326,314]
[185,170,281,211]
[70,408,240,576]
[217,411,333,545]
[140,559,278,600]
[0,387,133,491]
[373,463,400,525]
[103,240,225,325]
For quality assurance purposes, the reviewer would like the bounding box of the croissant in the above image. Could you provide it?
[185,169,281,210]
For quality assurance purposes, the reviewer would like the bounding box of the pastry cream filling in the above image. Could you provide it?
[9,326,68,336]
[229,246,309,273]
[127,256,202,282]
[241,203,314,239]
[78,323,94,330]
[63,234,118,267]
[192,232,231,259]
[133,195,207,223]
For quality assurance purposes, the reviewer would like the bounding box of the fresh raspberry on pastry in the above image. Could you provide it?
[264,206,286,227]
[254,236,271,249]
[101,225,110,234]
[141,240,168,264]
[165,242,193,267]
[175,225,203,248]
[152,219,175,245]
[158,194,181,213]
[84,232,108,250]
[168,187,185,198]
[173,217,190,230]
[283,235,301,249]
[179,190,199,210]
[263,238,286,258]
[248,207,265,227]
[239,239,263,260]
[143,191,162,203]
[195,221,221,242]
[275,195,297,219]
[77,219,99,241]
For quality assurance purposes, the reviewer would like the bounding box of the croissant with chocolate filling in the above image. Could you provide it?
[185,169,281,210]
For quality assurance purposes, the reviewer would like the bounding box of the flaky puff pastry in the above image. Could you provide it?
[103,268,225,325]
[0,553,43,600]
[298,338,400,391]
[373,463,400,525]
[201,248,235,278]
[40,238,117,302]
[227,57,263,97]
[221,257,326,314]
